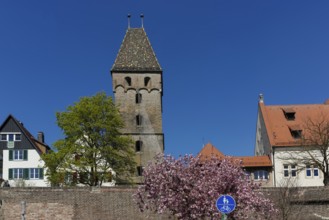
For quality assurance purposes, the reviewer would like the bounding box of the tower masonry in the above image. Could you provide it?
[111,25,164,181]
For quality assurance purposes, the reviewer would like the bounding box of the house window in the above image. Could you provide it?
[9,168,39,180]
[30,168,41,179]
[144,77,151,87]
[291,165,297,177]
[314,166,319,177]
[244,171,251,180]
[136,93,142,104]
[306,165,312,177]
[65,173,74,185]
[9,150,28,161]
[136,115,143,126]
[0,133,22,141]
[284,164,297,177]
[14,150,24,160]
[283,165,289,177]
[306,165,319,178]
[12,168,23,179]
[125,77,131,86]
[1,134,6,141]
[15,134,21,141]
[254,170,269,180]
[136,140,142,152]
[137,166,143,176]
[8,134,14,141]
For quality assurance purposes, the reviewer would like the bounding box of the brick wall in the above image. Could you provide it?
[0,187,328,220]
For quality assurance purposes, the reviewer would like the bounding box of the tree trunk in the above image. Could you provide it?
[323,174,329,186]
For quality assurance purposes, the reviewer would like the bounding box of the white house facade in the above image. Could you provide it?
[0,115,50,187]
[255,95,329,187]
[273,148,323,187]
[2,149,48,187]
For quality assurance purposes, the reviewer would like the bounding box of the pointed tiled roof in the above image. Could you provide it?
[111,28,162,72]
[198,143,224,159]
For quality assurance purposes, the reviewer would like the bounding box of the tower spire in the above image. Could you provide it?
[127,14,131,29]
[140,13,144,28]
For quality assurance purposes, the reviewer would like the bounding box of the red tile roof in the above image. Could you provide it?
[198,143,224,159]
[235,156,272,167]
[259,100,329,147]
[198,143,272,167]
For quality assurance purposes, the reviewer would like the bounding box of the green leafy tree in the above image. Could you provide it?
[43,92,136,186]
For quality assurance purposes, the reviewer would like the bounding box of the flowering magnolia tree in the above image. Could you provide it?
[134,154,276,220]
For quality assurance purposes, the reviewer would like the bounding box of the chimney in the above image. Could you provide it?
[37,132,44,143]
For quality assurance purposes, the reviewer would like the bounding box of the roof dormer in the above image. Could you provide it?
[289,125,302,139]
[282,108,296,121]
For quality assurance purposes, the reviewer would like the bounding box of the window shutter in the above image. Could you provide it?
[9,150,13,161]
[8,169,13,179]
[23,168,29,179]
[23,150,28,161]
[39,168,44,179]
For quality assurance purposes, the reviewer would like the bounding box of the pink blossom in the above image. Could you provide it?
[134,154,276,219]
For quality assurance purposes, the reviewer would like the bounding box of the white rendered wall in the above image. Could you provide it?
[273,148,324,187]
[3,149,49,187]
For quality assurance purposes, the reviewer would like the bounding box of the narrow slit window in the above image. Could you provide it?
[136,93,142,104]
[136,115,143,126]
[137,166,143,176]
[136,140,142,152]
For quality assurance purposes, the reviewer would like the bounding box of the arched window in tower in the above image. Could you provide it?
[136,93,142,104]
[144,77,151,87]
[135,140,142,152]
[125,77,132,86]
[136,114,143,126]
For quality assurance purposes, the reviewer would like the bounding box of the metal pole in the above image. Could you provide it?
[21,201,26,220]
[221,214,227,220]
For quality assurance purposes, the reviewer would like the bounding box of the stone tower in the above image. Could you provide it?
[111,23,164,181]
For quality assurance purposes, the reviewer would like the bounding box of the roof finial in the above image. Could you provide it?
[127,14,131,29]
[259,93,264,103]
[140,13,144,28]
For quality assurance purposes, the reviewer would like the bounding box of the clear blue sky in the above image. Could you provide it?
[1,1,329,157]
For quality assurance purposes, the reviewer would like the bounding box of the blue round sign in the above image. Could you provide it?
[216,195,236,214]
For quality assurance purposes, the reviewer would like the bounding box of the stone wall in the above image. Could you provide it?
[0,187,170,220]
[262,187,329,220]
[0,186,328,220]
